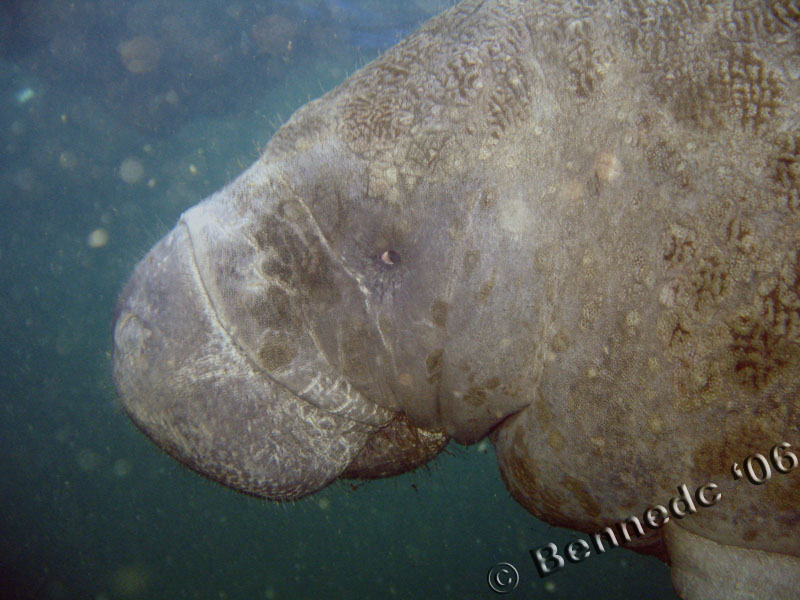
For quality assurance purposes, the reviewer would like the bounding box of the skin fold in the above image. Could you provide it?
[112,1,800,597]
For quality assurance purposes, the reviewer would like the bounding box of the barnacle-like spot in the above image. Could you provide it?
[425,348,444,385]
[463,385,487,407]
[773,129,800,216]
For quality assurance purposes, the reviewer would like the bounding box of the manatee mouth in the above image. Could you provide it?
[111,219,378,500]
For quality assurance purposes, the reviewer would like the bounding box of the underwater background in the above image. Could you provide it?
[0,1,678,598]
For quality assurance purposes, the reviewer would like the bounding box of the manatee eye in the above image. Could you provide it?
[381,249,400,265]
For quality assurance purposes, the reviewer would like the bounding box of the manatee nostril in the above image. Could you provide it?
[381,249,400,265]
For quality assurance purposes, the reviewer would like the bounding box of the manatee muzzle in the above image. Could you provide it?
[112,207,381,500]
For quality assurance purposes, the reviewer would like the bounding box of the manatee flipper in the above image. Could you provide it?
[665,525,800,600]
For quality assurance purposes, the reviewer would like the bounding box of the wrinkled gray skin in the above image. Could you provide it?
[113,1,800,597]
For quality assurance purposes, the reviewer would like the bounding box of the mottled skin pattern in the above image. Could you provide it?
[112,1,800,598]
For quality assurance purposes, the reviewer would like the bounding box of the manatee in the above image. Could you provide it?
[112,1,800,597]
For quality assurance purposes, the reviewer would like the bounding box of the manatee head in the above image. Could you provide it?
[111,150,453,499]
